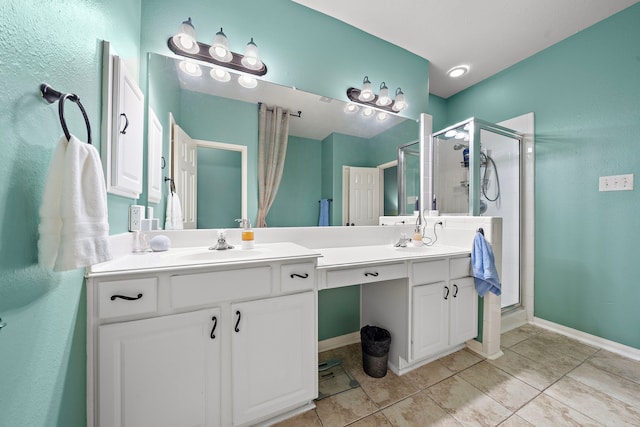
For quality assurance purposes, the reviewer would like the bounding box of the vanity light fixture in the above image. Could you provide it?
[210,66,231,82]
[344,103,359,113]
[447,65,469,78]
[347,76,408,113]
[238,74,258,89]
[362,107,374,117]
[376,82,392,106]
[376,112,389,121]
[168,17,267,76]
[178,60,202,77]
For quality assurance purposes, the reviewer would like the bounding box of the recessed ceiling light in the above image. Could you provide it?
[447,65,469,78]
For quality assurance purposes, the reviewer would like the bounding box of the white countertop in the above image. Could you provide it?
[86,239,471,277]
[316,244,470,269]
[86,242,321,277]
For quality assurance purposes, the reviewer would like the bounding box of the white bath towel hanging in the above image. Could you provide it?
[38,134,112,271]
[165,191,183,230]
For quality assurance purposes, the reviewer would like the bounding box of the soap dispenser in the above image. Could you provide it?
[235,218,255,249]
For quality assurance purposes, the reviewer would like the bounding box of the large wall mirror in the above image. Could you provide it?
[148,52,420,228]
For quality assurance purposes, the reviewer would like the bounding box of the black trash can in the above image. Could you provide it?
[360,325,391,378]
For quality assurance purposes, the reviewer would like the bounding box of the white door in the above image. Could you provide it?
[231,292,316,426]
[449,277,478,344]
[111,56,144,198]
[412,282,449,360]
[98,308,221,427]
[173,123,197,228]
[347,167,380,226]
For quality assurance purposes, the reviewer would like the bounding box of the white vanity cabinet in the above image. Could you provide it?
[86,250,319,427]
[232,291,316,426]
[411,256,477,362]
[98,308,221,427]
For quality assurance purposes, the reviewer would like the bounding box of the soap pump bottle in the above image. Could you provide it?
[412,216,423,247]
[235,218,255,249]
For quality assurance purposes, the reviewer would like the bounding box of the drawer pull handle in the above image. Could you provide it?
[234,310,241,333]
[364,272,379,277]
[453,284,459,298]
[210,316,218,340]
[443,286,450,300]
[290,273,309,279]
[110,293,143,301]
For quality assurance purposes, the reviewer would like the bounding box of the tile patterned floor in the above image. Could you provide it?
[275,324,640,426]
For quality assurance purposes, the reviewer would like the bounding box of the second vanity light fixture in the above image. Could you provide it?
[169,17,267,79]
[346,76,408,113]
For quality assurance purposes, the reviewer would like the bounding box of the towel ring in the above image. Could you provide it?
[41,83,92,145]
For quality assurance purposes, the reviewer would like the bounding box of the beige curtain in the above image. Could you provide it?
[256,103,290,227]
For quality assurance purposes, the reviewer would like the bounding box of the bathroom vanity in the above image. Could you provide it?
[85,219,500,427]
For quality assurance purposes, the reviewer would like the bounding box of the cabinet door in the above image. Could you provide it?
[412,282,449,360]
[449,277,478,344]
[98,308,221,427]
[111,56,144,197]
[232,292,315,426]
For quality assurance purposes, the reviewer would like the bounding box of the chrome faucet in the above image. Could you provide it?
[394,233,411,247]
[209,230,234,250]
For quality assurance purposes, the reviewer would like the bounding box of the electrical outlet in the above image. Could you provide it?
[599,174,634,192]
[129,205,145,231]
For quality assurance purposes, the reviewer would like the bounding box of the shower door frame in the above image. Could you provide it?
[426,118,525,311]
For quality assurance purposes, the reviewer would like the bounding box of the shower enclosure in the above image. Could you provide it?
[397,140,421,215]
[428,118,524,309]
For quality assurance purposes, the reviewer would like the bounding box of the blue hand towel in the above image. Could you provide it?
[318,199,330,226]
[471,232,501,297]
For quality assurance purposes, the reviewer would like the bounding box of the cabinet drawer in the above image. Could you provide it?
[411,259,448,284]
[326,262,405,288]
[450,256,471,279]
[170,266,272,309]
[281,262,316,292]
[98,277,158,320]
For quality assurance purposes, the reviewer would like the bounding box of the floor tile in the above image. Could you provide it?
[439,348,483,373]
[508,335,586,369]
[315,387,378,427]
[382,390,462,427]
[500,324,542,348]
[487,348,566,390]
[568,362,640,409]
[348,411,393,426]
[587,349,640,384]
[405,359,455,388]
[272,409,322,427]
[516,393,600,426]
[358,369,421,408]
[497,415,535,426]
[458,361,539,411]
[536,330,600,360]
[427,375,512,426]
[545,376,640,426]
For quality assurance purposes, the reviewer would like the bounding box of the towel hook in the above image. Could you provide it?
[40,83,92,145]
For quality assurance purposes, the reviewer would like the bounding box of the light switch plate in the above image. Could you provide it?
[599,174,634,192]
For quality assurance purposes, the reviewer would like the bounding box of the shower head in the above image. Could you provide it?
[453,143,468,151]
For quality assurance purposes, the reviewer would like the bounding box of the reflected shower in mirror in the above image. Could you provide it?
[147,52,419,228]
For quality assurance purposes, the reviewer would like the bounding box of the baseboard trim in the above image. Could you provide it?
[533,317,640,361]
[318,332,360,353]
[501,307,528,333]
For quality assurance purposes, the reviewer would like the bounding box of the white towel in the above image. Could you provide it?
[164,191,183,230]
[38,135,112,271]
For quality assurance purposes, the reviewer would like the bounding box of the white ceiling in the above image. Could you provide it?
[292,0,638,98]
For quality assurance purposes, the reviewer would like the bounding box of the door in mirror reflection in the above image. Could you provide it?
[198,147,242,229]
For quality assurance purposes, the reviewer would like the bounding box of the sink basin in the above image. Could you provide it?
[394,245,432,252]
[166,247,270,264]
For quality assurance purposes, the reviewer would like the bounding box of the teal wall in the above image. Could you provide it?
[445,4,640,349]
[197,147,242,229]
[0,1,142,426]
[0,2,428,425]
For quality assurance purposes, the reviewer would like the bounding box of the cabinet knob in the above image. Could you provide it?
[234,310,241,333]
[110,293,143,301]
[290,273,309,279]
